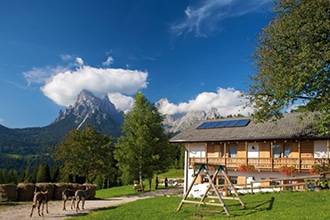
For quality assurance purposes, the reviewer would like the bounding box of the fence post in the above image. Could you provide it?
[304,179,308,191]
[250,181,253,194]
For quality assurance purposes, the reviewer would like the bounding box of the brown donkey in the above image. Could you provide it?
[30,189,49,217]
[62,188,76,210]
[75,187,89,212]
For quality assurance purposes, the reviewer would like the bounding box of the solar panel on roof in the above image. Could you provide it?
[197,122,209,129]
[224,120,239,127]
[197,119,250,129]
[206,121,219,128]
[235,119,250,127]
[197,121,216,129]
[215,121,228,127]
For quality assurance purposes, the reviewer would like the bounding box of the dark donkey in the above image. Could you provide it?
[30,188,49,217]
[62,188,76,210]
[75,187,90,212]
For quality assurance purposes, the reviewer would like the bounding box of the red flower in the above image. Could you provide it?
[238,164,255,172]
[279,165,297,176]
[310,165,328,175]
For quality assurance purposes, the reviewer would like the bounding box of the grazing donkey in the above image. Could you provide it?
[75,187,89,212]
[62,188,76,210]
[30,189,49,217]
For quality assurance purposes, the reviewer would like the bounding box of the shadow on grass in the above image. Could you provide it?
[230,197,275,217]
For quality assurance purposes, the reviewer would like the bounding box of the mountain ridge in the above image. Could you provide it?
[0,89,243,171]
[0,89,238,155]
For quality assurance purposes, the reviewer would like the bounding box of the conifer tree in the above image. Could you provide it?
[36,163,51,183]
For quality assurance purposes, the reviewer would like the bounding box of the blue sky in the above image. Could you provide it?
[0,0,273,128]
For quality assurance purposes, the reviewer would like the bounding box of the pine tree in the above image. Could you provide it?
[50,166,60,182]
[0,169,5,184]
[7,170,18,184]
[36,163,51,183]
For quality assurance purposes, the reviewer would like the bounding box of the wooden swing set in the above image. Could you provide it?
[177,163,245,217]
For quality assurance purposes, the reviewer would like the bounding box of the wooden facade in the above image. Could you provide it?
[170,113,330,194]
[187,139,330,173]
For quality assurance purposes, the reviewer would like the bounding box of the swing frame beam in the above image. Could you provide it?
[177,163,245,217]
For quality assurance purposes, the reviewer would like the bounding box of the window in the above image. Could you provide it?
[314,140,327,158]
[218,177,225,185]
[272,145,281,158]
[189,146,206,158]
[284,145,290,157]
[229,146,237,158]
[229,176,237,184]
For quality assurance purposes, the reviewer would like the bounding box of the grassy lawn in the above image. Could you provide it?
[96,184,141,198]
[95,169,184,199]
[73,189,330,220]
[156,169,184,179]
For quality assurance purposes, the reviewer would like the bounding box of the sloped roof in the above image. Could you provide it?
[169,112,330,143]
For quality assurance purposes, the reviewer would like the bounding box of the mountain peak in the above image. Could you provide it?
[52,89,124,127]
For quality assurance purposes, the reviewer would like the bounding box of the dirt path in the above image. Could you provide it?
[0,187,183,220]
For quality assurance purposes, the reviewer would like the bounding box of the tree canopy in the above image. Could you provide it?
[247,0,330,133]
[114,92,172,188]
[53,124,114,183]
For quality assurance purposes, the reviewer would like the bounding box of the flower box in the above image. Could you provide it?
[238,164,255,172]
[310,165,329,175]
[278,165,297,176]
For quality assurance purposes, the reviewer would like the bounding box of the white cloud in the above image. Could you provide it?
[108,92,134,112]
[23,66,68,86]
[60,54,73,62]
[41,65,148,106]
[102,56,114,66]
[171,0,271,37]
[285,101,306,113]
[23,57,251,117]
[158,87,252,116]
[23,57,148,107]
[75,57,84,66]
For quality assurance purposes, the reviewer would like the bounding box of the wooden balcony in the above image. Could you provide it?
[189,157,330,172]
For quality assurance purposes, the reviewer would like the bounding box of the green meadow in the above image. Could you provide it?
[72,186,330,220]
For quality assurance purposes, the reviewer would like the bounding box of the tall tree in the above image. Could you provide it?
[115,92,171,190]
[247,0,330,133]
[36,163,51,183]
[53,124,114,183]
[6,170,18,184]
[50,166,60,183]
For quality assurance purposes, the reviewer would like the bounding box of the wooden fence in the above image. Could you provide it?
[225,175,326,194]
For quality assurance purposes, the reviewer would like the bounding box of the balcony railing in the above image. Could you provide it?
[189,157,330,172]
